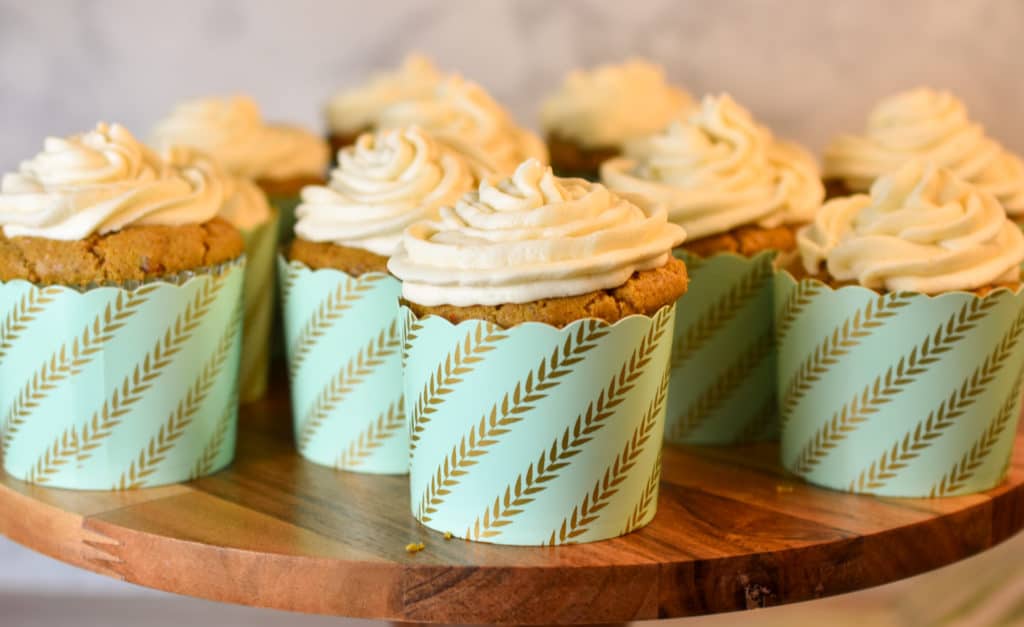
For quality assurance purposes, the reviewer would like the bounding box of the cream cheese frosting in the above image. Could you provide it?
[325,54,443,135]
[164,146,272,231]
[0,123,225,240]
[294,126,474,256]
[541,59,694,148]
[600,94,824,240]
[798,160,1024,294]
[152,96,329,181]
[387,158,686,306]
[824,88,1024,215]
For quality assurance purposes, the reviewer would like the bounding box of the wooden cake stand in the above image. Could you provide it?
[2,375,1022,624]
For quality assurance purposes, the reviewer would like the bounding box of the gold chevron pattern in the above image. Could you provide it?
[547,369,668,546]
[0,286,60,361]
[414,317,619,523]
[335,397,406,469]
[851,307,1024,493]
[620,450,663,535]
[409,322,508,451]
[465,320,672,541]
[774,280,825,345]
[279,262,302,304]
[669,327,774,441]
[189,392,238,480]
[2,286,158,457]
[670,258,771,370]
[295,319,401,451]
[788,298,982,476]
[779,293,912,426]
[929,363,1024,497]
[287,274,385,379]
[400,309,417,371]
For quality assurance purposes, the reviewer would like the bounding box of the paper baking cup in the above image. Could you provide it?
[267,193,301,245]
[279,257,406,474]
[0,260,244,490]
[664,250,779,446]
[403,304,675,546]
[775,271,1024,497]
[237,208,280,403]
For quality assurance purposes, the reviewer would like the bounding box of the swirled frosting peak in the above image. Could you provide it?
[164,146,272,231]
[824,88,1024,215]
[798,160,1024,293]
[152,95,329,181]
[295,126,474,256]
[541,59,694,147]
[0,123,225,240]
[600,94,824,240]
[387,159,686,306]
[326,54,443,134]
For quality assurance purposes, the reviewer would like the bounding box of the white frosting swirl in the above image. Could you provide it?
[387,159,686,306]
[295,126,474,256]
[541,59,694,147]
[152,96,329,181]
[798,161,1024,293]
[601,94,823,240]
[164,147,272,231]
[824,88,1024,215]
[376,76,547,181]
[325,54,443,134]
[0,123,224,240]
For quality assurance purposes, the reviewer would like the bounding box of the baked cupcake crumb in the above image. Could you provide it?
[287,238,389,276]
[547,132,620,179]
[682,224,797,259]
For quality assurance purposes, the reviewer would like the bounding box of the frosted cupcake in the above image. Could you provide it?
[778,160,1024,497]
[542,59,693,180]
[391,159,686,545]
[0,123,245,489]
[823,88,1024,220]
[280,126,474,473]
[601,94,824,445]
[152,95,329,240]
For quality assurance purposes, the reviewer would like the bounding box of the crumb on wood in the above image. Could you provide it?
[405,542,425,554]
[444,531,453,540]
[775,484,795,493]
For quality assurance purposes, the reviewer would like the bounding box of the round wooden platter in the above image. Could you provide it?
[2,381,1023,625]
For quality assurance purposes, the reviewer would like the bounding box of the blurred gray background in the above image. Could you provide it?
[2,1,1024,625]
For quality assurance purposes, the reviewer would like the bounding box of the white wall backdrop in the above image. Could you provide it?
[2,0,1023,170]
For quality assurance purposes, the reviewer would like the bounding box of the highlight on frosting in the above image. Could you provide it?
[387,158,686,306]
[376,76,547,181]
[152,95,329,181]
[326,54,443,134]
[0,123,225,240]
[541,58,694,147]
[295,126,474,256]
[824,88,1024,215]
[600,94,824,240]
[798,160,1024,294]
[164,146,272,231]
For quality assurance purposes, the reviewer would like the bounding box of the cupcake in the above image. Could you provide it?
[601,94,824,445]
[152,95,330,241]
[823,88,1024,219]
[390,159,687,545]
[0,123,245,489]
[280,126,474,473]
[778,160,1024,497]
[541,59,693,180]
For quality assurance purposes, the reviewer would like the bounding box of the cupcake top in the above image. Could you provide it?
[0,123,225,240]
[325,54,443,135]
[151,96,329,181]
[798,160,1024,294]
[387,158,686,306]
[164,147,272,231]
[541,59,694,148]
[376,76,547,181]
[600,94,823,240]
[295,126,474,257]
[824,88,1024,215]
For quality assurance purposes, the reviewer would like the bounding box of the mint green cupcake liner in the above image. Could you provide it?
[238,208,280,403]
[775,270,1024,497]
[403,304,675,546]
[664,249,779,446]
[0,259,245,490]
[279,257,406,474]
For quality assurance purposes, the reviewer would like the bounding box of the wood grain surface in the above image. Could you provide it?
[1,374,1022,624]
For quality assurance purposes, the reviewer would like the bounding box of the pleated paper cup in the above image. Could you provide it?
[0,260,245,490]
[403,304,675,546]
[237,208,280,403]
[279,257,406,474]
[664,249,779,445]
[775,270,1024,497]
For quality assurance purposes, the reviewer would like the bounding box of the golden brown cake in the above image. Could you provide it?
[682,225,797,259]
[546,132,621,180]
[287,238,388,277]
